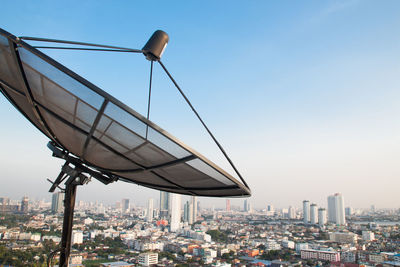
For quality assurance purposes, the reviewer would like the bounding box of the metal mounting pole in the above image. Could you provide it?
[59,179,78,267]
[46,142,115,267]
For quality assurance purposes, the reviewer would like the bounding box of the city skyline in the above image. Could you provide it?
[0,191,393,213]
[0,1,400,209]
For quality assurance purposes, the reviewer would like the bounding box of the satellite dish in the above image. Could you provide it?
[0,28,251,265]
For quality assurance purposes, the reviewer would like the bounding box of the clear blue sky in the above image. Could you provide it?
[0,1,399,209]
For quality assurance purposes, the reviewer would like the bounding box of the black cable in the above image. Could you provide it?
[145,61,154,139]
[158,60,250,189]
[32,46,137,53]
[19,36,143,53]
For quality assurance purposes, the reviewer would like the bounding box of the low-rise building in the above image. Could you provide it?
[100,262,134,267]
[369,253,386,264]
[341,250,356,263]
[72,231,83,245]
[362,231,375,241]
[295,243,309,253]
[265,239,281,250]
[300,249,340,262]
[329,232,357,244]
[138,252,158,266]
[30,233,41,242]
[282,240,295,249]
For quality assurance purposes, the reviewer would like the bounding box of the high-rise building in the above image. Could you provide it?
[248,202,253,213]
[267,204,274,212]
[183,197,197,224]
[115,201,122,212]
[51,192,64,213]
[147,198,154,222]
[122,198,130,213]
[197,201,201,217]
[327,195,335,222]
[310,203,318,224]
[20,196,29,213]
[303,200,310,224]
[190,196,197,224]
[160,191,169,219]
[327,193,346,225]
[265,204,274,216]
[243,200,251,212]
[288,206,295,219]
[169,193,181,232]
[0,197,10,205]
[345,207,353,216]
[226,199,231,212]
[318,208,327,226]
[184,201,190,223]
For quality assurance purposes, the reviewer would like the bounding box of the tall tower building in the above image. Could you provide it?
[327,193,346,225]
[345,207,353,216]
[115,201,122,212]
[190,196,197,224]
[226,199,231,212]
[51,192,64,213]
[147,198,154,222]
[169,193,181,232]
[303,200,310,224]
[288,206,295,219]
[243,199,248,212]
[160,191,169,219]
[0,197,10,205]
[267,204,274,212]
[310,203,318,224]
[318,208,327,226]
[327,195,335,223]
[197,201,201,217]
[184,201,189,222]
[182,198,197,225]
[20,196,29,213]
[122,198,130,213]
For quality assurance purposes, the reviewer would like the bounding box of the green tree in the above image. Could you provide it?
[206,230,229,242]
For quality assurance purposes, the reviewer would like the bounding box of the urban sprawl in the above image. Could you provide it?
[0,193,399,267]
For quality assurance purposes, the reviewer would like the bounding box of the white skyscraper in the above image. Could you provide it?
[190,196,197,224]
[327,193,346,225]
[288,206,295,219]
[303,200,310,224]
[169,193,181,232]
[197,201,201,217]
[310,203,318,224]
[318,208,327,226]
[147,198,154,222]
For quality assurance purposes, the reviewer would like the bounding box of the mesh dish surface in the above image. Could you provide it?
[0,29,251,197]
